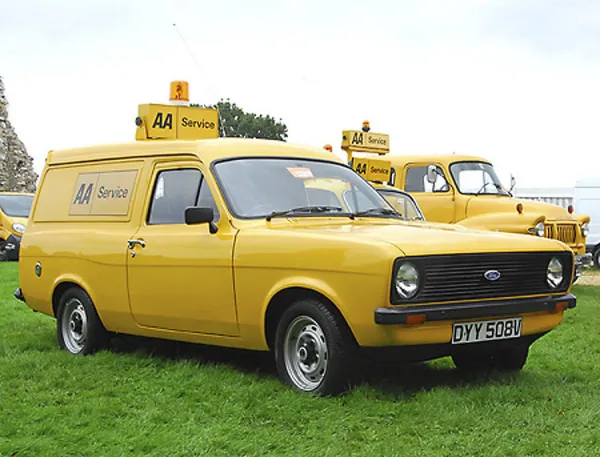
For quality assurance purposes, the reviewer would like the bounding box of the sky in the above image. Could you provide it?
[1,0,600,189]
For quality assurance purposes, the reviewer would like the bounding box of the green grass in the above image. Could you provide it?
[1,263,599,457]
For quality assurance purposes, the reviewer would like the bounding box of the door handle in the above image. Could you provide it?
[127,239,146,249]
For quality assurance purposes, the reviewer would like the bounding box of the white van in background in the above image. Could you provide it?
[574,178,600,268]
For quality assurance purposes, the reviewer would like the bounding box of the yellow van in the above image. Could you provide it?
[0,192,34,261]
[16,138,578,395]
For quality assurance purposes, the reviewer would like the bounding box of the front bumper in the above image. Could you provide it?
[375,293,576,325]
[3,234,22,261]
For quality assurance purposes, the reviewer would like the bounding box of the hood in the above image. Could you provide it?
[260,218,568,257]
[466,195,574,221]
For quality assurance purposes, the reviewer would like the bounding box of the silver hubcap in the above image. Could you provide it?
[61,298,88,354]
[283,316,328,391]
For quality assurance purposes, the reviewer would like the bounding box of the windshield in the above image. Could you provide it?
[450,162,510,196]
[0,195,33,218]
[376,189,424,221]
[213,158,396,219]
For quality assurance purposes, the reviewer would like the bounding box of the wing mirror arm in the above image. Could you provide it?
[185,207,218,234]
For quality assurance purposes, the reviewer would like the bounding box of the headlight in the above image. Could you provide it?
[546,257,564,289]
[581,223,589,238]
[12,223,25,235]
[535,222,545,237]
[395,262,420,299]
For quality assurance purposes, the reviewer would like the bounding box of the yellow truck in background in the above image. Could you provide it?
[341,123,592,279]
[0,192,34,261]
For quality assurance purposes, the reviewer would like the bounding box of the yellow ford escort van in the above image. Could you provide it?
[16,138,577,395]
[0,192,34,261]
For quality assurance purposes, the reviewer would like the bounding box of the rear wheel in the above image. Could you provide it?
[56,287,109,355]
[594,248,600,269]
[274,298,356,396]
[452,345,529,373]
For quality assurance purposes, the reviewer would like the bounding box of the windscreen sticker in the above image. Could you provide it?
[287,167,314,179]
[70,170,138,216]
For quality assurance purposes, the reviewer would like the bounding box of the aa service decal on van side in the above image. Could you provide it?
[70,170,138,216]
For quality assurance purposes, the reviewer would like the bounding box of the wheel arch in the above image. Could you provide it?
[264,285,356,351]
[51,275,96,318]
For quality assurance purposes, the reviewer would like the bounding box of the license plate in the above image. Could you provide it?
[451,317,522,345]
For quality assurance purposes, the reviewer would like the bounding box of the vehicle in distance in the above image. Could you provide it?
[0,192,34,261]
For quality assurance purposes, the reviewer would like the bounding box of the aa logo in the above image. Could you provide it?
[351,132,364,145]
[152,112,173,129]
[73,183,93,205]
[354,162,367,175]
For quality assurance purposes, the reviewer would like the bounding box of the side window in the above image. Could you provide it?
[196,180,221,222]
[148,169,201,225]
[405,166,449,193]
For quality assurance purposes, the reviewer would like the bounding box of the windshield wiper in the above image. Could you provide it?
[475,182,492,195]
[266,205,344,221]
[351,207,399,219]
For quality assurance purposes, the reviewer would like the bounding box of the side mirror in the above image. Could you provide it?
[426,165,437,184]
[185,207,218,234]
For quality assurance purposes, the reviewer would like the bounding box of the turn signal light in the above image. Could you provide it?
[323,144,333,152]
[568,205,574,214]
[516,203,523,214]
[555,301,569,312]
[405,314,426,325]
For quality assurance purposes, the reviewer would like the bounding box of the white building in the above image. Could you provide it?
[514,187,574,209]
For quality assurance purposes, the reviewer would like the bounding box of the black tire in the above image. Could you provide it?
[452,344,529,374]
[274,298,357,396]
[451,352,495,374]
[493,345,529,372]
[594,248,600,269]
[56,287,110,355]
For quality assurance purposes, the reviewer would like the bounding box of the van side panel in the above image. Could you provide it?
[20,159,150,334]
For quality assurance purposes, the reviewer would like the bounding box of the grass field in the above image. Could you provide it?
[1,263,599,457]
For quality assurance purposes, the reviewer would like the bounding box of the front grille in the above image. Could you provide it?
[556,225,576,244]
[393,251,573,305]
[544,223,577,245]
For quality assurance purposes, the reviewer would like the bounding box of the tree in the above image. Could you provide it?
[0,77,38,192]
[191,99,288,141]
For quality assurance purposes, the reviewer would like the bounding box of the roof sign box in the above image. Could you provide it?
[135,81,219,141]
[341,130,390,154]
[136,103,219,141]
[351,157,391,182]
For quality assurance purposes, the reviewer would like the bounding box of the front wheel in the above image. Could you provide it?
[274,298,356,396]
[594,249,600,269]
[452,345,529,373]
[57,287,109,355]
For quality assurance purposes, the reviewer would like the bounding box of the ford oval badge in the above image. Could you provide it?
[484,270,501,281]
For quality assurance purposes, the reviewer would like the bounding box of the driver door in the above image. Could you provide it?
[403,163,456,223]
[126,159,239,336]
